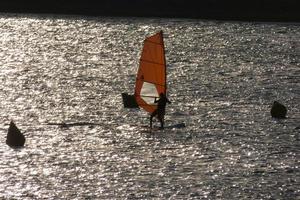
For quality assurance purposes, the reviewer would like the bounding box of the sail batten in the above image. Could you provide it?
[136,79,165,87]
[134,31,167,114]
[144,40,163,45]
[140,59,165,66]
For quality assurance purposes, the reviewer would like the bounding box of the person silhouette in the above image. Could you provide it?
[150,93,171,129]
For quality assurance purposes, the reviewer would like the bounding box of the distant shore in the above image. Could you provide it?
[0,0,299,22]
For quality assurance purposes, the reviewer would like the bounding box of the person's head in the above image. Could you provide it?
[160,93,165,97]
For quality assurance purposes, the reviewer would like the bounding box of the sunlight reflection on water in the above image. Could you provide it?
[0,14,299,199]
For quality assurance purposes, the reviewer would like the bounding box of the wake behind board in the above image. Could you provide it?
[139,122,186,133]
[165,122,186,129]
[47,122,101,128]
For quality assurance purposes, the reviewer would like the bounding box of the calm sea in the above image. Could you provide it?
[0,13,299,199]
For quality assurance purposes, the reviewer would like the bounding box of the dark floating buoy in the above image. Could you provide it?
[6,121,25,147]
[271,101,287,119]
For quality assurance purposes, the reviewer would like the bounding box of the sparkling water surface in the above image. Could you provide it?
[0,14,299,199]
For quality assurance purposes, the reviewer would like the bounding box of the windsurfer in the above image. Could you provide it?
[150,93,171,129]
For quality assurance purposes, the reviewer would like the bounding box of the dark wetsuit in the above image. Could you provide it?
[150,94,171,129]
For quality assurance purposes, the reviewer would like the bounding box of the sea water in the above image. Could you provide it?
[0,14,299,199]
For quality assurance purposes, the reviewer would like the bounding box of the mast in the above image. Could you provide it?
[134,30,167,114]
[160,30,167,95]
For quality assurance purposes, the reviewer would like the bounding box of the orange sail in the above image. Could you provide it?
[134,31,167,114]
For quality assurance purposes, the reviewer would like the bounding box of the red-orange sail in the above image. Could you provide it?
[134,31,167,114]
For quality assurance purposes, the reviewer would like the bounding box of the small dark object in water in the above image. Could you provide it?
[6,121,25,147]
[271,101,287,119]
[121,93,139,108]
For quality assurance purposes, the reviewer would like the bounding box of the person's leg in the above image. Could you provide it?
[150,110,157,128]
[158,113,164,129]
[159,118,164,129]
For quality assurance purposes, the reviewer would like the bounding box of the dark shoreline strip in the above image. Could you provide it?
[0,0,299,22]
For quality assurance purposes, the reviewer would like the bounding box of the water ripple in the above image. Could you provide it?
[0,14,299,199]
